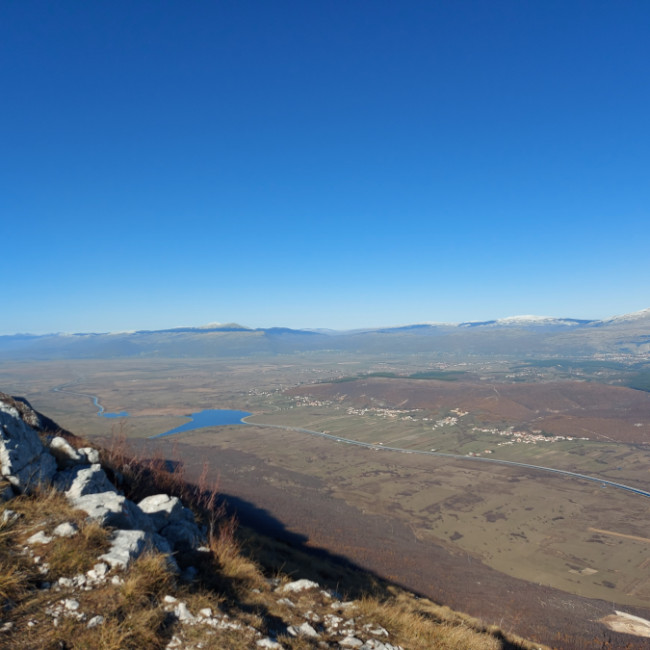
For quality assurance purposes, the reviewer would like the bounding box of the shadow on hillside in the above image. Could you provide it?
[219,492,380,598]
[151,469,532,650]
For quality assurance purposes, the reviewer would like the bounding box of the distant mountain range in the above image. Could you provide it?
[2,309,649,360]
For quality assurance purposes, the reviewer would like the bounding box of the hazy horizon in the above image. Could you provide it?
[3,306,650,338]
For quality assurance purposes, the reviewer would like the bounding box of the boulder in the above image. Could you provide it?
[0,393,42,429]
[77,447,100,464]
[281,578,320,593]
[27,530,53,545]
[99,529,149,569]
[138,494,185,531]
[70,491,154,532]
[287,622,319,638]
[0,402,57,492]
[56,463,116,499]
[53,522,78,538]
[159,518,205,552]
[48,436,82,469]
[99,529,178,571]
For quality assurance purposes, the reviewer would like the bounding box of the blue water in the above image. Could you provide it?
[153,409,252,438]
[92,396,129,418]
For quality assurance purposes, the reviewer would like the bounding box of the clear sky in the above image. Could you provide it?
[2,1,649,334]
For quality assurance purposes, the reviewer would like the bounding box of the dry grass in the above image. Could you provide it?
[357,590,502,650]
[356,588,544,650]
[207,515,262,587]
[119,552,175,610]
[5,487,111,581]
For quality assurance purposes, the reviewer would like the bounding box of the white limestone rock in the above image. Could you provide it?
[27,530,53,545]
[277,598,295,608]
[1,509,19,525]
[70,491,154,532]
[174,601,196,624]
[138,493,185,531]
[53,522,78,538]
[77,447,100,464]
[57,463,116,499]
[287,622,319,638]
[99,529,149,569]
[86,562,109,582]
[64,598,80,611]
[48,436,82,469]
[0,403,57,492]
[281,578,320,593]
[256,639,283,649]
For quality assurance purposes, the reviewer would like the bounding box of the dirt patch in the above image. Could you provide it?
[600,611,650,638]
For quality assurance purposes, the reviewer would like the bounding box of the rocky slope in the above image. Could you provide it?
[0,391,544,649]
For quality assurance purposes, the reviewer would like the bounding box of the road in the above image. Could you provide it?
[243,418,650,499]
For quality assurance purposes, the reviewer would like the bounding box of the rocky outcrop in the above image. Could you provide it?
[0,394,206,570]
[0,402,57,493]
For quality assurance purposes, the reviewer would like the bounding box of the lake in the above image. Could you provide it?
[152,409,252,438]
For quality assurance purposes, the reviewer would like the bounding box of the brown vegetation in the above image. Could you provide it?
[289,377,650,443]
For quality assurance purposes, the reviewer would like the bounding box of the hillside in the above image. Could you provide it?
[0,392,545,650]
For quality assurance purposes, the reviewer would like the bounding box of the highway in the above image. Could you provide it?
[243,418,650,499]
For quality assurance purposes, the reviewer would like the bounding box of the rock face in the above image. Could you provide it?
[0,402,57,492]
[0,393,206,569]
[56,463,116,499]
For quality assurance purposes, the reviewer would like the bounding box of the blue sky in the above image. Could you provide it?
[2,1,649,333]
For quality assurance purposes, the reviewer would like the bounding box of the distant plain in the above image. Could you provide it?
[1,355,649,647]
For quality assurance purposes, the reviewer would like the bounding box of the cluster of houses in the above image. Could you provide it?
[471,425,588,445]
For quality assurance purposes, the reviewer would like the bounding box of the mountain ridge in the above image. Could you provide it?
[1,308,649,360]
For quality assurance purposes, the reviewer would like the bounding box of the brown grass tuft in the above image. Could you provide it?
[119,552,175,610]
